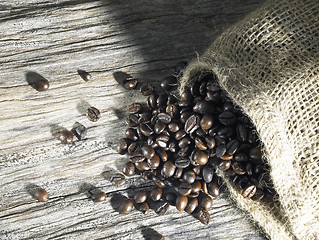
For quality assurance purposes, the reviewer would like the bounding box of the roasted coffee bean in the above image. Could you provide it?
[216,144,226,158]
[217,127,233,139]
[162,129,170,137]
[77,69,92,81]
[175,129,187,141]
[87,107,101,122]
[180,111,193,123]
[125,128,138,141]
[195,137,207,150]
[190,81,200,97]
[150,187,163,201]
[90,191,107,202]
[147,94,158,109]
[175,157,190,168]
[122,162,135,176]
[128,142,140,154]
[202,165,214,183]
[226,139,240,155]
[162,161,176,178]
[134,191,147,203]
[141,145,155,159]
[174,61,188,74]
[185,114,200,134]
[147,154,160,169]
[165,192,177,205]
[174,168,183,179]
[119,198,134,214]
[193,150,209,166]
[223,102,234,111]
[191,181,202,193]
[123,78,137,90]
[178,137,191,149]
[219,111,236,126]
[199,81,207,96]
[249,146,262,160]
[178,146,191,157]
[232,161,246,175]
[167,122,179,133]
[154,122,166,135]
[157,113,172,124]
[71,123,87,141]
[242,184,257,198]
[128,102,142,114]
[206,80,219,93]
[168,140,177,152]
[197,208,210,225]
[205,136,216,149]
[220,154,233,161]
[136,125,145,140]
[218,160,231,171]
[34,188,49,202]
[139,111,152,123]
[251,188,265,201]
[176,195,188,211]
[234,152,249,162]
[178,182,192,196]
[140,83,153,96]
[200,195,213,210]
[129,151,145,163]
[152,176,166,188]
[135,161,150,171]
[59,129,74,144]
[207,182,220,197]
[138,202,150,215]
[111,173,126,186]
[157,94,168,107]
[185,197,198,214]
[193,100,214,115]
[154,201,170,215]
[236,124,247,142]
[157,149,168,162]
[166,104,178,118]
[161,76,178,92]
[140,123,154,137]
[156,135,170,148]
[167,95,177,105]
[183,170,196,184]
[126,114,139,127]
[200,115,214,130]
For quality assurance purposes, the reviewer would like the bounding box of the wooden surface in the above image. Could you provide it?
[0,1,268,239]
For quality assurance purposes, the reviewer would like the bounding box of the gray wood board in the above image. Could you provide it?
[0,0,267,239]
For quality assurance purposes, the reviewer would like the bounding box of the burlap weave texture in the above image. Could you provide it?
[179,0,319,239]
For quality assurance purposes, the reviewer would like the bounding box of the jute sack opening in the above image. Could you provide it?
[179,0,319,239]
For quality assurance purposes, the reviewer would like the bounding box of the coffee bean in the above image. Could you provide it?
[90,191,107,202]
[147,154,160,169]
[154,121,166,135]
[147,94,158,109]
[200,195,213,210]
[220,154,233,161]
[176,195,188,211]
[197,208,210,225]
[167,122,179,133]
[166,104,178,118]
[157,149,168,162]
[175,157,190,168]
[178,146,191,157]
[123,78,137,90]
[77,69,92,82]
[140,83,153,96]
[157,113,172,124]
[162,161,176,178]
[128,102,142,114]
[71,123,87,140]
[218,160,231,171]
[178,182,192,196]
[34,188,49,202]
[140,123,154,137]
[138,202,150,215]
[191,181,202,193]
[135,161,150,171]
[152,176,166,188]
[178,137,191,149]
[173,167,183,179]
[125,128,138,141]
[205,136,216,149]
[185,114,200,134]
[200,115,214,130]
[128,142,140,154]
[234,152,249,162]
[193,150,208,166]
[156,135,170,148]
[180,111,193,123]
[185,197,198,214]
[236,124,247,142]
[59,129,74,144]
[217,127,233,139]
[141,145,155,159]
[251,188,265,201]
[183,170,196,184]
[160,76,178,92]
[219,111,236,126]
[193,100,214,115]
[175,129,186,141]
[195,137,207,150]
[207,182,220,197]
[242,184,257,198]
[202,165,214,183]
[111,173,126,186]
[249,146,262,160]
[216,144,226,158]
[87,107,101,122]
[202,182,208,194]
[150,187,163,201]
[129,151,145,163]
[134,191,147,203]
[126,114,139,127]
[232,161,246,175]
[167,95,177,105]
[226,139,240,155]
[119,198,134,214]
[122,162,135,176]
[154,201,170,215]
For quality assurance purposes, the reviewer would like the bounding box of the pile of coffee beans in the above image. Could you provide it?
[116,64,275,224]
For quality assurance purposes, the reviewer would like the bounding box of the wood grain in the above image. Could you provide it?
[0,0,267,239]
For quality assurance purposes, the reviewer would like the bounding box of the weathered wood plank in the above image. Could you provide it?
[0,0,267,239]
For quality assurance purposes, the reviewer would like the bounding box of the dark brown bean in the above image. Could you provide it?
[140,83,153,96]
[152,176,166,188]
[156,135,170,148]
[135,161,150,171]
[154,122,166,135]
[191,181,202,193]
[90,191,107,202]
[122,162,135,176]
[218,160,231,171]
[176,195,188,211]
[251,188,265,201]
[154,201,169,215]
[216,144,226,158]
[193,100,214,115]
[195,137,207,150]
[234,152,249,162]
[220,154,233,161]
[158,113,172,124]
[126,114,139,127]
[157,149,168,162]
[185,197,198,214]
[150,187,163,202]
[183,170,196,184]
[87,107,101,122]
[219,111,236,126]
[236,124,247,142]
[147,154,160,169]
[205,136,216,149]
[147,94,158,109]
[157,94,168,107]
[178,182,192,196]
[197,208,210,225]
[123,78,137,90]
[34,188,49,202]
[208,182,220,197]
[193,150,208,166]
[185,114,200,133]
[118,138,130,155]
[178,137,191,149]
[161,76,178,92]
[180,111,193,123]
[202,182,208,194]
[129,151,145,163]
[200,195,213,210]
[217,127,233,139]
[200,115,214,130]
[125,128,138,141]
[128,142,140,154]
[141,145,155,159]
[110,173,126,186]
[174,168,183,179]
[226,139,240,155]
[175,157,190,168]
[128,102,142,114]
[140,123,154,136]
[202,165,214,183]
[242,184,257,198]
[119,198,134,214]
[249,146,262,160]
[138,202,150,215]
[232,161,246,175]
[134,191,147,203]
[59,129,74,144]
[167,122,179,133]
[162,161,176,178]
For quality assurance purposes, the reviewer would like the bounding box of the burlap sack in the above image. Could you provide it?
[179,0,319,239]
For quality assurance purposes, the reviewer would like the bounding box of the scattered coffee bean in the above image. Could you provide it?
[138,202,150,215]
[162,161,176,178]
[177,182,192,196]
[87,107,101,122]
[185,197,198,214]
[185,114,200,133]
[71,123,87,141]
[59,129,74,144]
[77,70,92,81]
[150,187,163,202]
[34,78,50,91]
[175,157,190,168]
[200,195,213,210]
[219,111,236,126]
[202,165,214,183]
[154,201,170,215]
[90,191,106,202]
[183,170,196,184]
[122,162,135,176]
[119,198,134,214]
[128,103,142,114]
[123,77,138,90]
[134,191,147,203]
[140,83,153,96]
[110,173,126,187]
[34,188,49,202]
[197,208,210,225]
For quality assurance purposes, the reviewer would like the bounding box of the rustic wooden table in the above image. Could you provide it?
[0,1,268,239]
